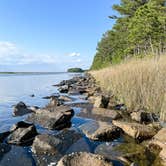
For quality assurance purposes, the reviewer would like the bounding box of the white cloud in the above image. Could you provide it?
[0,41,58,65]
[68,52,80,57]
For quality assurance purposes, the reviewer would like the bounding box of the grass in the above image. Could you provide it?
[90,55,166,121]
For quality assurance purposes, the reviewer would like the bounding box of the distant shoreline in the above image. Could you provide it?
[0,72,67,75]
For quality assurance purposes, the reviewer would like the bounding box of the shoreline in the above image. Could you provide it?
[0,74,165,166]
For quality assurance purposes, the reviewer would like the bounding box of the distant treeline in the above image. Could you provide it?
[67,68,84,73]
[91,0,166,70]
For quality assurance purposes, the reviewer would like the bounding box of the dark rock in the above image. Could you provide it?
[27,106,74,130]
[30,94,35,97]
[131,110,159,123]
[13,102,34,116]
[0,131,10,142]
[58,85,69,93]
[7,121,38,145]
[79,121,121,141]
[57,152,113,166]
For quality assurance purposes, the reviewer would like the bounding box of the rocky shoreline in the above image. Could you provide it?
[0,73,165,166]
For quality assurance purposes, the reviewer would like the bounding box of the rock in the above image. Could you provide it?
[95,142,146,165]
[0,131,10,142]
[68,89,80,95]
[131,110,159,123]
[7,121,38,145]
[58,85,69,93]
[30,94,35,97]
[148,128,166,165]
[57,152,112,166]
[59,95,73,102]
[78,107,122,121]
[46,96,63,107]
[32,134,62,155]
[27,106,74,130]
[94,95,110,108]
[112,120,157,141]
[79,121,121,141]
[13,101,33,116]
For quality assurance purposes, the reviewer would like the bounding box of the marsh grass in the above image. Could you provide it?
[90,56,166,121]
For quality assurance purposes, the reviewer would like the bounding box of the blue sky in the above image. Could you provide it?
[0,0,120,72]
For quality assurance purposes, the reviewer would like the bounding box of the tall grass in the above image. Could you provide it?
[90,56,166,121]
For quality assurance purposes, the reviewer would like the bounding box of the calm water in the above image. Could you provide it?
[0,73,78,132]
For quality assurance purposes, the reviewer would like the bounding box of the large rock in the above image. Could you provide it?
[78,107,122,121]
[13,102,33,116]
[94,95,110,108]
[27,106,74,130]
[112,120,157,141]
[32,130,83,155]
[79,121,121,141]
[58,85,69,93]
[57,152,112,166]
[0,131,10,142]
[32,134,62,155]
[131,110,159,123]
[7,121,38,145]
[148,128,166,166]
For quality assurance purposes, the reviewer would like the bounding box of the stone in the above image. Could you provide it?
[112,120,157,141]
[13,101,33,116]
[78,107,122,121]
[57,152,112,166]
[0,131,10,142]
[94,95,110,108]
[7,121,38,145]
[58,85,69,93]
[59,95,73,102]
[148,128,166,165]
[131,110,159,123]
[79,121,121,141]
[32,134,62,155]
[27,106,74,130]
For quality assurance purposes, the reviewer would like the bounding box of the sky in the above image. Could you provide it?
[0,0,120,72]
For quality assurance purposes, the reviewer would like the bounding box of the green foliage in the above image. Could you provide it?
[91,0,166,70]
[67,68,84,73]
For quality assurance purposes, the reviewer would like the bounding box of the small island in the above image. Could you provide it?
[67,68,84,73]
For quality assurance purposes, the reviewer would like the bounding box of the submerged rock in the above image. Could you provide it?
[112,120,157,141]
[57,152,112,166]
[27,106,74,130]
[0,131,11,143]
[80,121,121,141]
[7,121,38,145]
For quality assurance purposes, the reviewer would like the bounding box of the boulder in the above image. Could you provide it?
[32,130,83,155]
[148,128,166,165]
[112,120,157,141]
[79,121,121,141]
[0,131,10,142]
[32,134,62,155]
[27,106,74,130]
[94,95,110,108]
[13,102,33,116]
[78,107,122,121]
[59,95,73,102]
[58,85,69,93]
[57,152,112,166]
[131,110,159,123]
[7,121,38,145]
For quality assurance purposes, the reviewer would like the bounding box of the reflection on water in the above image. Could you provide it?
[0,73,76,132]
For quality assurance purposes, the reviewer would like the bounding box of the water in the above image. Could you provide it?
[0,73,77,132]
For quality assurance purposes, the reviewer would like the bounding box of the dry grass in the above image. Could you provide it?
[90,56,166,121]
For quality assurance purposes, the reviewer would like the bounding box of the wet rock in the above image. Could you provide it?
[0,131,10,142]
[57,152,112,166]
[13,101,33,116]
[58,85,69,93]
[148,128,166,165]
[32,134,62,155]
[46,96,63,107]
[94,95,110,108]
[0,144,35,166]
[59,95,73,102]
[7,121,38,145]
[68,89,80,95]
[112,120,157,141]
[78,107,122,121]
[30,94,35,97]
[80,121,121,141]
[27,106,74,130]
[95,142,148,166]
[131,110,159,123]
